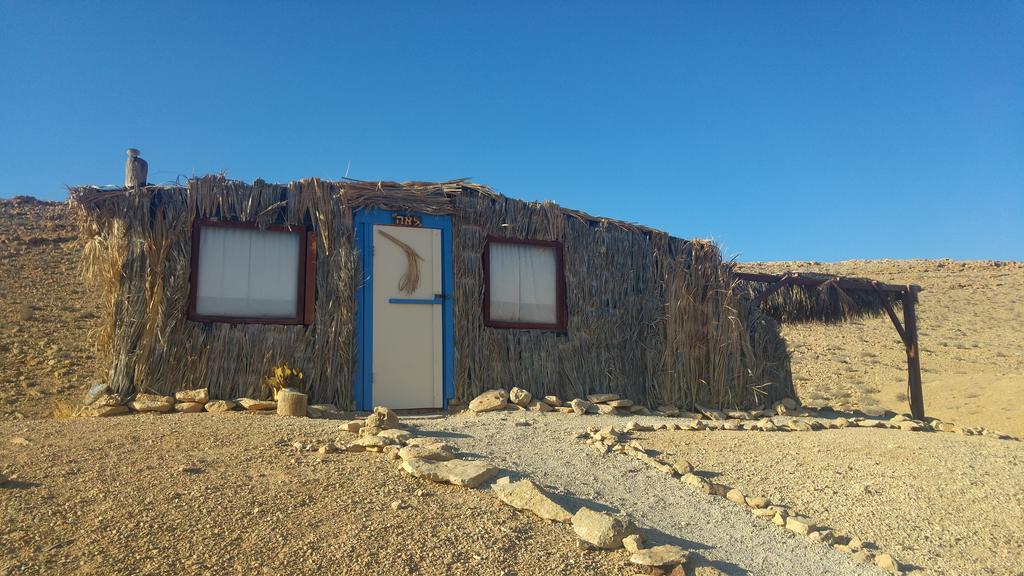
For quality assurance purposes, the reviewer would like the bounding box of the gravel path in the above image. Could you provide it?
[413,411,887,576]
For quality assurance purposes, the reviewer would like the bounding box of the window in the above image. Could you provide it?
[483,237,566,330]
[188,221,316,324]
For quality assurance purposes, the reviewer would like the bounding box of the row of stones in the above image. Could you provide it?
[468,389,1016,440]
[310,407,708,574]
[76,385,339,419]
[580,424,903,574]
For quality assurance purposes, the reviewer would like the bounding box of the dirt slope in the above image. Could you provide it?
[738,260,1024,437]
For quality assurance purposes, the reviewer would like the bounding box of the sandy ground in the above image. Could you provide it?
[738,260,1024,437]
[415,411,889,576]
[0,413,635,576]
[637,425,1024,576]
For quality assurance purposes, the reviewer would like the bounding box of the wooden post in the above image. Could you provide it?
[902,289,925,420]
[277,388,308,417]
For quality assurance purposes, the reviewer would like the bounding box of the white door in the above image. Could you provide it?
[371,224,443,409]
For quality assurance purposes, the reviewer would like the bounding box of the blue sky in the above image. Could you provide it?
[1,2,1021,261]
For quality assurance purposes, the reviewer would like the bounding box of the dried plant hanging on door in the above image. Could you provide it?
[378,229,425,294]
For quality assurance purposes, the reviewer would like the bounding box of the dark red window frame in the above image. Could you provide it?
[188,220,317,325]
[482,236,567,331]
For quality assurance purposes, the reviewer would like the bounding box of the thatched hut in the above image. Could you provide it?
[71,175,796,411]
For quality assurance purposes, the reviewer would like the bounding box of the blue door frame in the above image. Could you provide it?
[353,208,455,411]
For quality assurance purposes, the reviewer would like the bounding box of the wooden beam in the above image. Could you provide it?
[902,288,925,420]
[752,273,794,305]
[871,281,908,344]
[735,271,915,294]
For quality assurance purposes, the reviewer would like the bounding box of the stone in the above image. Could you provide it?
[848,536,864,551]
[605,399,633,408]
[726,410,751,420]
[874,553,900,573]
[509,387,532,407]
[129,394,175,412]
[174,388,209,403]
[834,417,850,428]
[745,496,770,509]
[656,405,680,416]
[595,404,616,415]
[694,404,727,420]
[237,398,277,411]
[708,483,729,497]
[725,488,746,505]
[492,478,572,522]
[543,395,562,407]
[318,442,339,454]
[555,406,574,414]
[469,389,508,413]
[780,397,798,410]
[307,404,344,419]
[571,507,635,550]
[850,550,875,565]
[751,507,776,519]
[897,421,923,432]
[204,400,236,412]
[787,419,813,432]
[398,446,453,462]
[629,544,690,568]
[80,405,130,417]
[92,394,123,408]
[276,388,307,417]
[390,500,404,511]
[526,400,553,412]
[377,428,412,444]
[671,458,694,475]
[622,533,645,553]
[339,420,363,433]
[354,435,395,450]
[587,393,619,403]
[359,426,383,437]
[174,402,205,413]
[366,405,401,429]
[785,515,816,535]
[624,420,653,433]
[401,458,498,488]
[772,512,787,527]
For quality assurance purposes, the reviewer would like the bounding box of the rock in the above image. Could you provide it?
[390,500,404,511]
[605,399,633,408]
[834,417,850,428]
[237,398,277,411]
[92,394,123,408]
[204,400,236,412]
[276,388,307,417]
[398,446,453,461]
[543,395,562,407]
[359,426,383,437]
[318,442,339,454]
[874,553,900,573]
[174,388,209,403]
[81,405,131,417]
[708,483,729,497]
[526,400,553,412]
[624,420,653,432]
[587,393,619,403]
[725,488,746,505]
[307,404,344,419]
[785,515,816,535]
[745,496,770,509]
[622,533,645,553]
[595,404,616,415]
[629,544,690,568]
[492,479,572,522]
[780,397,798,410]
[339,420,363,433]
[129,394,175,412]
[848,536,864,551]
[787,419,813,432]
[850,550,875,565]
[377,428,412,444]
[671,458,694,475]
[726,410,751,420]
[509,387,532,407]
[469,389,508,413]
[691,567,728,576]
[555,406,574,414]
[401,458,498,488]
[897,421,923,432]
[174,402,205,413]
[10,437,30,446]
[571,507,635,550]
[366,406,400,429]
[751,507,776,519]
[353,435,395,450]
[656,405,680,416]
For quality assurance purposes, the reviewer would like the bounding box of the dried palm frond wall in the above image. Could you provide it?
[72,175,793,410]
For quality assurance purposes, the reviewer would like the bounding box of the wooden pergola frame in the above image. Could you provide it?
[736,271,925,420]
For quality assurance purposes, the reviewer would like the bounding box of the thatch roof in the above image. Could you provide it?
[734,270,920,324]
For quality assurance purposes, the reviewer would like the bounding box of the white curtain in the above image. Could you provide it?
[488,242,558,324]
[195,226,301,318]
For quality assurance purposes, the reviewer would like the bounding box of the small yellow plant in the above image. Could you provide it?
[265,362,304,400]
[52,400,81,419]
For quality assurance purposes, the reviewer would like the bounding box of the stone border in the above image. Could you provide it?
[465,388,1018,441]
[73,385,346,420]
[579,423,904,574]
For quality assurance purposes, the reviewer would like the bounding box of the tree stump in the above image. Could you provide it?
[277,388,307,417]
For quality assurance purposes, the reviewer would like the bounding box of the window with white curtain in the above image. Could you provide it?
[192,224,303,321]
[486,239,565,329]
